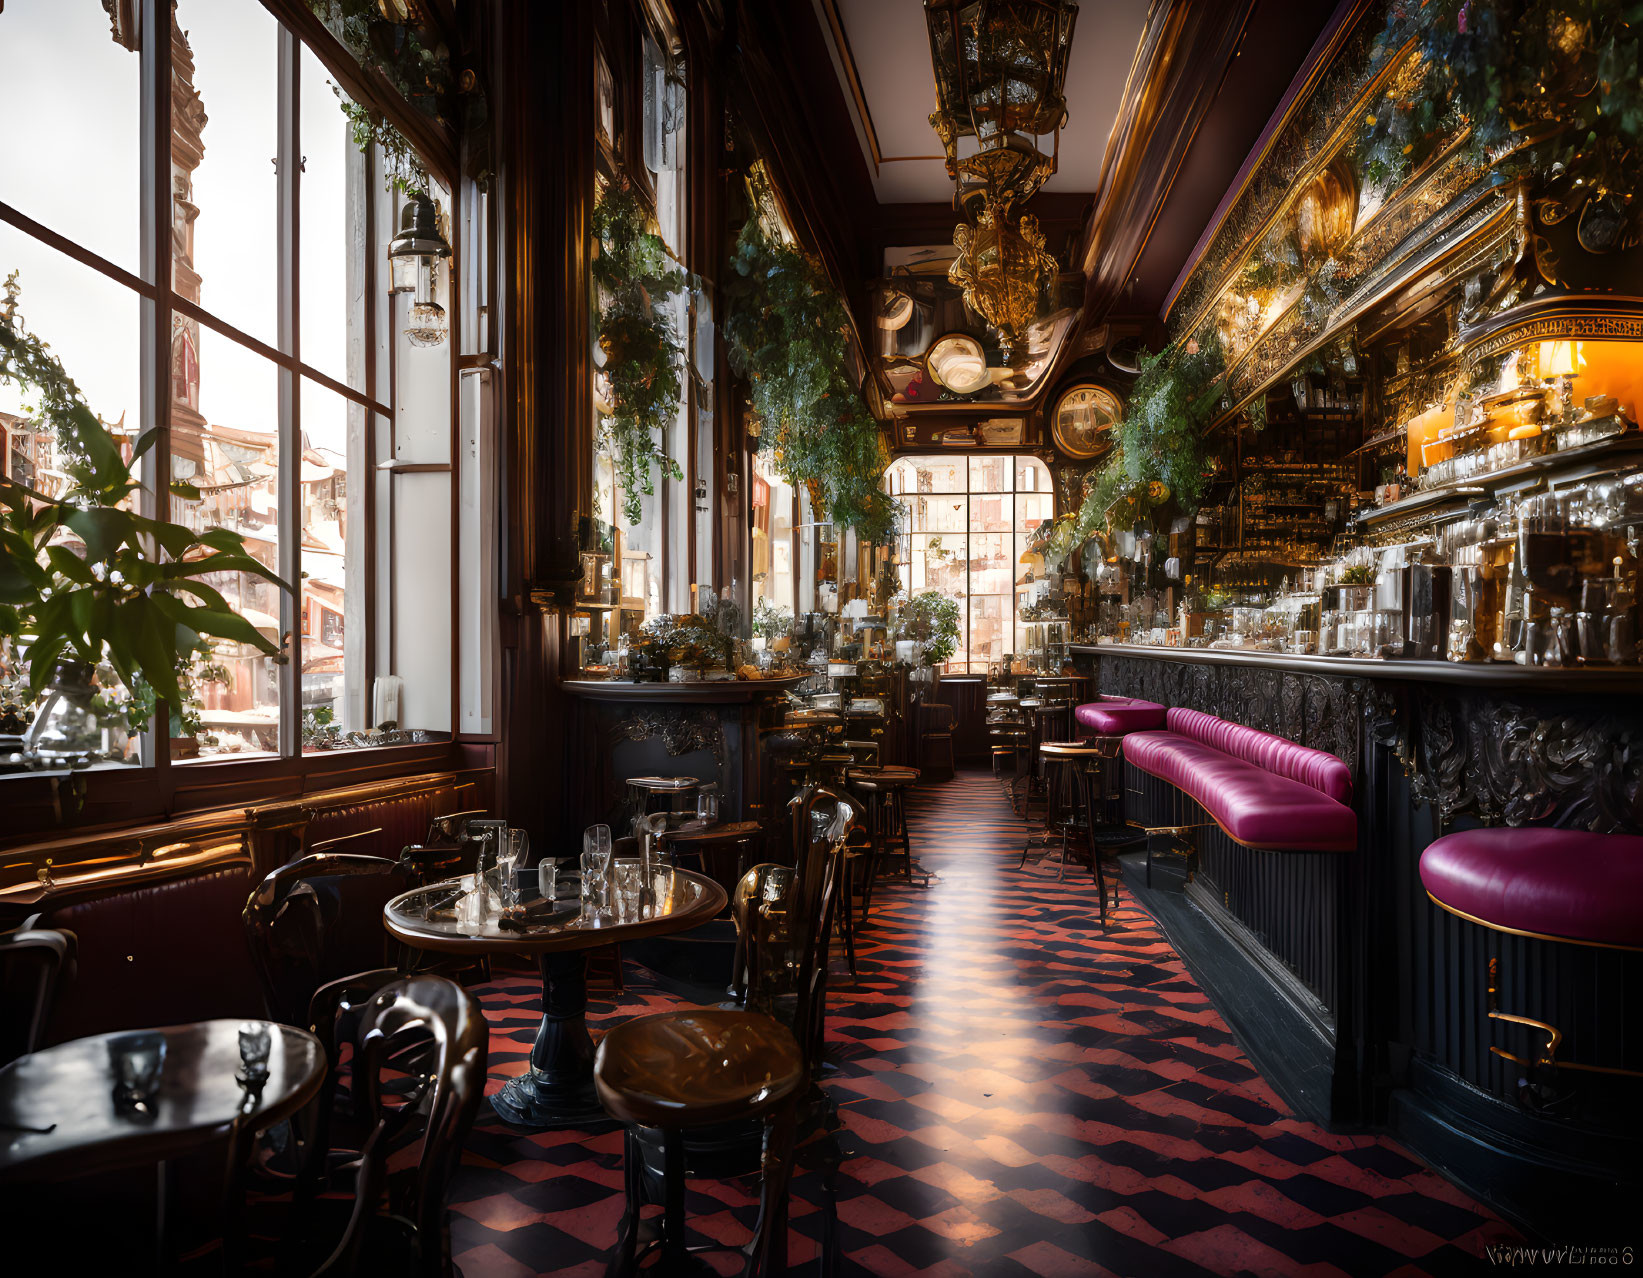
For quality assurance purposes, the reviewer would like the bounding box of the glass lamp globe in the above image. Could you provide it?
[405,299,448,348]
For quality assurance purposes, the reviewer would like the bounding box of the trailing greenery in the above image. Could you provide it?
[305,0,453,120]
[751,595,792,641]
[338,96,429,197]
[1359,0,1643,220]
[891,590,961,667]
[1078,335,1228,536]
[593,184,688,526]
[0,274,288,711]
[724,222,898,543]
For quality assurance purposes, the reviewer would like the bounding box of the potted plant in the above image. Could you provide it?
[892,590,961,668]
[0,275,289,765]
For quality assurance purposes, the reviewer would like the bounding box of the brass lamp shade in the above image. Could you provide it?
[949,206,1056,360]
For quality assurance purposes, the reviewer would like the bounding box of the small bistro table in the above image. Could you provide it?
[383,868,727,1130]
[0,1019,324,1183]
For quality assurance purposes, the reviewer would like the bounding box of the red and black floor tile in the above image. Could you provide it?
[450,770,1515,1276]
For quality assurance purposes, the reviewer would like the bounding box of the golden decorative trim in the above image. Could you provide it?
[1170,31,1422,343]
[1426,891,1643,954]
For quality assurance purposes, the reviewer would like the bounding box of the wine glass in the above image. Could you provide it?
[583,824,612,877]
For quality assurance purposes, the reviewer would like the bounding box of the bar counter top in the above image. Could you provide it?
[560,675,810,703]
[1069,643,1643,693]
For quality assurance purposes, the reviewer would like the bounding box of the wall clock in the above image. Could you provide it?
[1050,383,1121,459]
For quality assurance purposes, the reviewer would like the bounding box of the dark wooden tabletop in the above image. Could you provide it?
[0,1020,325,1183]
[383,867,728,956]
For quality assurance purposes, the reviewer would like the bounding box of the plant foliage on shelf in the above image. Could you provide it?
[891,589,961,667]
[724,222,898,543]
[1358,0,1643,222]
[1078,335,1228,535]
[593,184,689,527]
[0,274,288,709]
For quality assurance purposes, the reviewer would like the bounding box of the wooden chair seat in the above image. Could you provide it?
[595,1008,804,1130]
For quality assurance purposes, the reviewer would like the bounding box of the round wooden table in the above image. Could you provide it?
[0,1019,324,1183]
[384,868,727,1130]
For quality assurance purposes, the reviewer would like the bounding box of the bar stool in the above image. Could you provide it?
[1022,742,1097,882]
[1071,696,1165,852]
[1421,828,1643,1101]
[626,775,704,818]
[844,765,924,919]
[660,820,765,908]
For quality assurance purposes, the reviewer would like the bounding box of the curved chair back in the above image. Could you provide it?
[0,927,77,1066]
[244,854,414,1026]
[316,975,488,1278]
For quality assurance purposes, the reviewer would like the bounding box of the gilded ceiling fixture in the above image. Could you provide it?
[925,0,1077,360]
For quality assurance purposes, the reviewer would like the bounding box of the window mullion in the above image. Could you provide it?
[276,26,300,757]
[141,0,173,774]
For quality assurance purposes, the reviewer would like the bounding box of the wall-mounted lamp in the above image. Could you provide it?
[388,192,452,348]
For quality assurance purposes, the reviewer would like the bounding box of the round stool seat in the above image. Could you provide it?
[1038,741,1107,759]
[663,820,761,844]
[628,775,702,795]
[1420,828,1643,949]
[1075,697,1166,737]
[594,1009,804,1128]
[845,765,919,792]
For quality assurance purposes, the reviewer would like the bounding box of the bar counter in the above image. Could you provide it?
[1070,641,1642,1236]
[561,676,809,833]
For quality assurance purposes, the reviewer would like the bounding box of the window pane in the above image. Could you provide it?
[174,0,280,346]
[299,44,369,389]
[0,1,141,271]
[0,226,142,460]
[300,378,363,746]
[179,329,283,759]
[751,453,793,614]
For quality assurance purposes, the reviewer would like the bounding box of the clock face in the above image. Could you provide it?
[1051,384,1122,458]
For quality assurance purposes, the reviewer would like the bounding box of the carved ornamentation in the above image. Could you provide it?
[1416,695,1642,833]
[608,709,724,762]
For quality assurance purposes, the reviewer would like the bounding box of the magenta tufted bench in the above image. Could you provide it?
[1074,695,1167,739]
[1421,828,1643,950]
[1124,707,1356,852]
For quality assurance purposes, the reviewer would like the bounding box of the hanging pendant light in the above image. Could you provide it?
[387,192,452,348]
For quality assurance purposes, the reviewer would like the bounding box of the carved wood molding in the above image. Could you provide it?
[606,708,726,763]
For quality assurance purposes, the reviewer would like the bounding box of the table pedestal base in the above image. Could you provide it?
[490,949,615,1131]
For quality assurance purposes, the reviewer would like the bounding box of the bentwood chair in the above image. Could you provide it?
[0,926,77,1066]
[310,975,489,1278]
[243,853,418,1028]
[595,788,853,1277]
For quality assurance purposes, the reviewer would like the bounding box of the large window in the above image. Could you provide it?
[0,0,458,764]
[886,455,1054,673]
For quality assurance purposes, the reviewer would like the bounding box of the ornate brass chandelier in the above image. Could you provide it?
[926,0,1077,359]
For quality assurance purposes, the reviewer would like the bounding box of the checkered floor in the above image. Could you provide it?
[449,771,1514,1276]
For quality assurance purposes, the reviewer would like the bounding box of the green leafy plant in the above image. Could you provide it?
[751,595,792,641]
[724,221,898,543]
[1358,0,1643,221]
[593,184,688,526]
[304,0,453,122]
[892,590,961,667]
[1080,335,1228,535]
[338,96,429,197]
[0,275,288,713]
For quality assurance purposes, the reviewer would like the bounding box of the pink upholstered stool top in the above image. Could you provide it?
[1074,696,1167,738]
[1420,827,1643,949]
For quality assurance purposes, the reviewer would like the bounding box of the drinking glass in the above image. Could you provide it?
[238,1021,272,1086]
[580,850,610,913]
[456,873,485,930]
[108,1031,166,1111]
[538,859,558,902]
[614,859,643,920]
[584,824,612,875]
[695,791,719,824]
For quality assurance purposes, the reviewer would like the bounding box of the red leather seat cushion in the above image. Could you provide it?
[1166,706,1353,805]
[1126,730,1357,852]
[1420,828,1643,948]
[1075,697,1167,737]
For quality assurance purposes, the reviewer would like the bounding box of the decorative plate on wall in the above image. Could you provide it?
[1050,383,1121,458]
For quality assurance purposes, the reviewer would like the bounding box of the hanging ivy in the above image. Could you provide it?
[593,185,688,526]
[1359,0,1643,224]
[1078,335,1228,535]
[724,222,898,543]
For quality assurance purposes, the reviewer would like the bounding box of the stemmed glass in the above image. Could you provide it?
[581,824,612,911]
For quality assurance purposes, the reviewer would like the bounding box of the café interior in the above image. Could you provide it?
[1,0,1640,1273]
